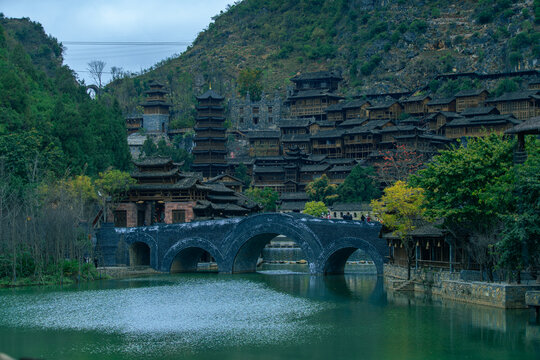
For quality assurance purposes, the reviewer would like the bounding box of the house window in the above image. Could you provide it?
[172,210,186,223]
[268,106,273,113]
[253,117,259,124]
[114,210,127,227]
[268,117,273,123]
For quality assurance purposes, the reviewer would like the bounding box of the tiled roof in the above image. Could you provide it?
[287,89,344,99]
[307,154,327,162]
[315,120,337,127]
[380,125,418,133]
[280,192,309,201]
[367,101,400,110]
[281,133,311,142]
[310,129,345,138]
[486,90,539,103]
[446,114,519,127]
[290,70,342,81]
[505,116,540,134]
[130,176,198,191]
[328,164,355,172]
[427,97,455,105]
[342,99,371,109]
[300,164,330,172]
[323,158,357,165]
[131,168,179,178]
[140,100,172,107]
[253,166,284,173]
[455,88,487,97]
[401,94,431,103]
[338,118,369,128]
[205,174,243,184]
[325,103,345,112]
[196,89,224,100]
[133,157,172,167]
[279,201,307,211]
[460,106,498,117]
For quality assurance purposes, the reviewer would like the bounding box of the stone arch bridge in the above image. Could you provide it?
[96,213,386,275]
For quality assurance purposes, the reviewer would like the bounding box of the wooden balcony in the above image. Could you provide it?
[312,144,342,149]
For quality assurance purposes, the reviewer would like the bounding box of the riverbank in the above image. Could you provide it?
[384,264,540,309]
[0,266,161,288]
[96,266,162,279]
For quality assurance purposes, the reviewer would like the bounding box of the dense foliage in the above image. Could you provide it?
[337,165,380,203]
[303,201,328,217]
[245,187,279,212]
[371,181,425,279]
[0,17,131,286]
[305,174,338,206]
[0,17,130,190]
[410,135,539,281]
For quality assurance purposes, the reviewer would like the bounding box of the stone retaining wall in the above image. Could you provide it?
[384,264,540,309]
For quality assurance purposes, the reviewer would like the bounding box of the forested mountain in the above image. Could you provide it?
[107,0,540,126]
[0,16,131,186]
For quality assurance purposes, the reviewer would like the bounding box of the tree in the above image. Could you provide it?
[88,60,106,89]
[303,201,328,217]
[374,145,424,186]
[140,138,193,168]
[245,187,278,212]
[371,181,425,280]
[237,68,263,101]
[110,66,126,81]
[234,163,252,187]
[337,165,380,203]
[94,169,135,222]
[410,135,515,280]
[496,139,540,282]
[305,174,338,205]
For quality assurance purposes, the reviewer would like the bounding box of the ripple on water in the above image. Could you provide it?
[0,278,328,354]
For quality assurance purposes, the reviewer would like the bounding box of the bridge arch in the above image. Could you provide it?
[122,233,158,268]
[161,237,225,273]
[222,213,323,273]
[318,237,384,275]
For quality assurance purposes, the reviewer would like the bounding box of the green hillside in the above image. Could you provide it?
[107,0,539,125]
[0,16,130,187]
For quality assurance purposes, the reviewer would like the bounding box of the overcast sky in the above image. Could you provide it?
[1,0,232,84]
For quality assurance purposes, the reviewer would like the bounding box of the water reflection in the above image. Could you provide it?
[0,272,539,360]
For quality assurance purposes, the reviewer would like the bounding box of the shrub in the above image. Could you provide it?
[360,55,382,76]
[410,20,428,33]
[477,9,494,24]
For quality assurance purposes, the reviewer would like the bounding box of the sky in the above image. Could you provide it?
[1,0,232,85]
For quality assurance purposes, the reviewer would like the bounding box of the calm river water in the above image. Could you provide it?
[0,272,539,360]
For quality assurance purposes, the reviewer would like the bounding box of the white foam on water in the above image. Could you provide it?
[0,277,328,354]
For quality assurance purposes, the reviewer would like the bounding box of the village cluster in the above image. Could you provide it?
[119,69,540,228]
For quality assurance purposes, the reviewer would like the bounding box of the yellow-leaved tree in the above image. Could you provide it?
[303,201,328,217]
[371,180,425,280]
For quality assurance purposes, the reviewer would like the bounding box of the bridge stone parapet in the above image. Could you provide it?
[96,213,385,275]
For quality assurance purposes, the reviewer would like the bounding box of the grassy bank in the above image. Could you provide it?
[0,258,103,287]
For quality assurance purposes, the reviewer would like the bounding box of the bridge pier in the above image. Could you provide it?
[95,223,120,266]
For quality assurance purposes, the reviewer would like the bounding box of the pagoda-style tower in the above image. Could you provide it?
[192,89,227,178]
[142,80,171,134]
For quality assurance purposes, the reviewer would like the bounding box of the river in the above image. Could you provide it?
[0,272,539,359]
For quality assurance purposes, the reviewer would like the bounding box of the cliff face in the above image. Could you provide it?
[106,0,540,121]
